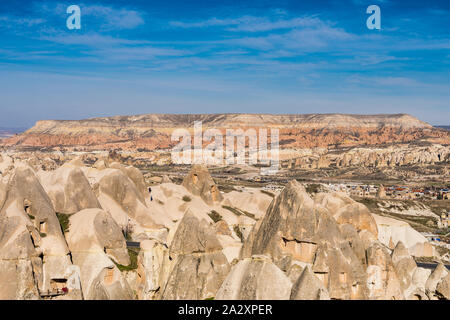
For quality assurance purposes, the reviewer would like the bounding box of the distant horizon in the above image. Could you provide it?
[1,112,449,130]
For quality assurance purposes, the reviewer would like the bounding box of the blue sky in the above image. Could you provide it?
[0,0,449,127]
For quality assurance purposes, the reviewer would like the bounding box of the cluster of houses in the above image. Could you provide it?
[384,186,450,200]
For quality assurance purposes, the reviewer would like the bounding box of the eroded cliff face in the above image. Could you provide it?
[2,113,447,151]
[286,145,450,170]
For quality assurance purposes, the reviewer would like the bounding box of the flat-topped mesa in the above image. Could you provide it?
[182,164,223,205]
[25,113,433,130]
[2,113,445,151]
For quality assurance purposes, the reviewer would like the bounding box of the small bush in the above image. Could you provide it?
[306,184,321,194]
[114,248,140,272]
[182,195,192,202]
[208,210,222,223]
[233,225,243,242]
[222,205,255,219]
[222,205,241,216]
[27,214,35,220]
[56,213,71,234]
[39,232,47,238]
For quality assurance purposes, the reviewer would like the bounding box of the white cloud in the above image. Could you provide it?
[40,33,149,46]
[0,15,46,28]
[82,5,145,30]
[226,24,354,53]
[37,2,145,30]
[170,15,326,32]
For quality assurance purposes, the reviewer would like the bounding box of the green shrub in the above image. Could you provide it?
[114,248,140,272]
[182,195,192,202]
[56,213,71,234]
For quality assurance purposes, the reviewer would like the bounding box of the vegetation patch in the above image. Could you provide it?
[222,205,255,219]
[56,213,72,234]
[39,232,47,238]
[222,205,241,216]
[27,214,35,220]
[261,190,275,198]
[233,225,243,242]
[306,183,321,194]
[354,197,379,212]
[208,210,222,223]
[218,184,238,193]
[182,195,192,202]
[114,248,140,272]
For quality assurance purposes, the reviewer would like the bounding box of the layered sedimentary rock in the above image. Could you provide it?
[3,113,448,153]
[291,144,449,170]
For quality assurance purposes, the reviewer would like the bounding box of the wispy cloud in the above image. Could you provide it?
[0,15,46,28]
[428,8,450,15]
[36,2,145,31]
[40,33,149,46]
[225,24,355,54]
[337,54,402,66]
[82,5,145,30]
[170,15,325,32]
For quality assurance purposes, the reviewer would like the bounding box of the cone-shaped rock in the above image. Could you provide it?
[290,266,330,300]
[161,210,229,299]
[182,164,223,205]
[38,166,101,214]
[216,255,292,300]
